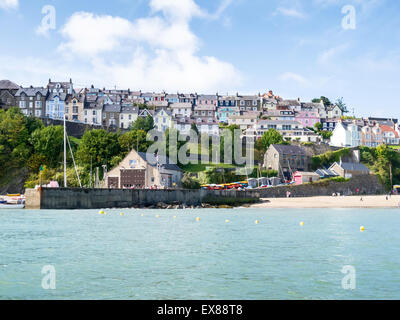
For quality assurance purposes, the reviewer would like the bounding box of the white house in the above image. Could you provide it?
[170,102,193,118]
[154,109,173,132]
[120,106,139,129]
[330,121,361,147]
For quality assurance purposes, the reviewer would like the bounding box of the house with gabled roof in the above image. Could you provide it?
[65,93,85,122]
[154,108,173,132]
[103,103,121,128]
[120,106,139,129]
[264,144,309,179]
[380,125,400,145]
[106,149,182,189]
[329,161,370,178]
[15,86,48,117]
[45,92,68,120]
[47,78,74,95]
[0,80,20,110]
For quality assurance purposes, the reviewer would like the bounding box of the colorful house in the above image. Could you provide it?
[293,171,320,185]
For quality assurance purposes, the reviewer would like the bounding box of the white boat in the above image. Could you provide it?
[0,195,25,209]
[0,203,25,209]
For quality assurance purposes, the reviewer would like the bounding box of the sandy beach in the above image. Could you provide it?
[251,195,400,209]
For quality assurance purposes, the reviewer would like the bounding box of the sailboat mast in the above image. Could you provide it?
[64,113,67,188]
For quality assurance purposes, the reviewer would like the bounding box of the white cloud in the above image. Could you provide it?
[0,0,18,10]
[275,7,305,18]
[317,44,349,64]
[279,72,310,86]
[56,0,240,92]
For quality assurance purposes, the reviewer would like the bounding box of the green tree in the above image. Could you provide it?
[312,96,332,106]
[118,129,149,155]
[29,126,64,168]
[131,115,154,132]
[181,173,201,189]
[260,129,284,153]
[77,129,121,171]
[314,122,323,131]
[336,97,349,114]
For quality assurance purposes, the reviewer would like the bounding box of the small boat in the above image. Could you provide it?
[0,195,25,209]
[0,203,25,209]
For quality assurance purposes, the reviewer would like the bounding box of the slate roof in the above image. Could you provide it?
[15,87,48,97]
[138,152,182,172]
[0,80,20,90]
[103,104,121,113]
[66,94,85,103]
[170,102,192,109]
[48,92,67,101]
[121,106,139,114]
[316,168,338,178]
[271,144,307,156]
[155,108,172,117]
[333,162,370,172]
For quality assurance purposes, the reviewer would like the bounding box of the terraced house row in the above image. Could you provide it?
[1,79,399,146]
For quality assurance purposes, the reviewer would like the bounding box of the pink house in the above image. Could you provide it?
[295,108,320,128]
[293,172,320,185]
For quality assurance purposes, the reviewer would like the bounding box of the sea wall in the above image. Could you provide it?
[27,188,261,210]
[25,175,384,210]
[248,175,385,198]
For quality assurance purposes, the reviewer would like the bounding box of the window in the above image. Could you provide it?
[73,107,78,114]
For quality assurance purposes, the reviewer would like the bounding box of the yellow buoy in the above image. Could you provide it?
[225,219,230,223]
[300,222,305,227]
[196,217,200,222]
[99,210,104,215]
[173,216,177,219]
[255,220,260,224]
[360,226,365,232]
[120,213,124,216]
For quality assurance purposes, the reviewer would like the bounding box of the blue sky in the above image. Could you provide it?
[0,0,399,118]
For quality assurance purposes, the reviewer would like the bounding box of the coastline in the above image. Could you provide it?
[251,195,400,209]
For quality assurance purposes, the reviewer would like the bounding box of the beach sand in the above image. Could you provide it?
[251,195,400,209]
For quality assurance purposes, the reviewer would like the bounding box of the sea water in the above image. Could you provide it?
[0,208,399,300]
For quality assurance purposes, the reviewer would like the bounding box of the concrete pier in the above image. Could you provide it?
[25,188,260,210]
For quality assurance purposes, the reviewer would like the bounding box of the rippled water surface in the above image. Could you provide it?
[1,208,400,300]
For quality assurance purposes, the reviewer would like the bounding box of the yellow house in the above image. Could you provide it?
[65,94,85,122]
